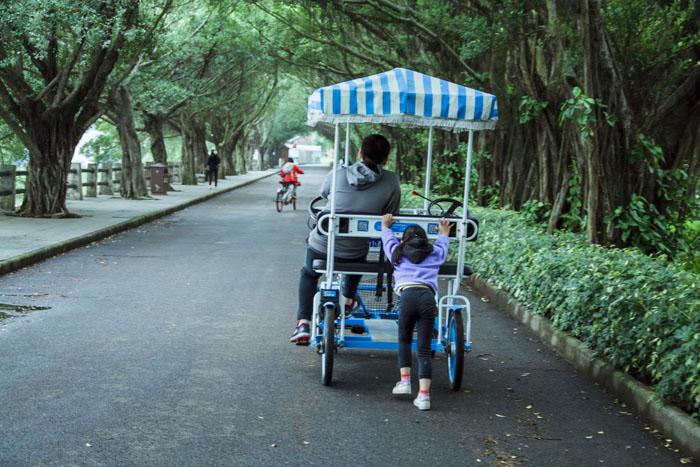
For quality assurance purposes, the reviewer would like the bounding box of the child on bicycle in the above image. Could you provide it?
[381,213,453,410]
[280,157,304,197]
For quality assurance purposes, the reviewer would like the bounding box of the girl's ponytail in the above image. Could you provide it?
[391,242,405,266]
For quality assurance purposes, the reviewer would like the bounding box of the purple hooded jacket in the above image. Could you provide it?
[381,228,450,294]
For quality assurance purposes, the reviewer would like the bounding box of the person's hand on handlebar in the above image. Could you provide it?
[438,217,454,235]
[382,213,395,229]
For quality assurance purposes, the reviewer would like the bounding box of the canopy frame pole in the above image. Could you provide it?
[324,123,340,288]
[423,126,434,213]
[455,129,474,289]
[344,122,350,166]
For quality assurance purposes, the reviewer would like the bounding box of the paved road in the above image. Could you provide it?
[0,167,686,466]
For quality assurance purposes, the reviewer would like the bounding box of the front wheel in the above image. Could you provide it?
[276,191,284,212]
[321,305,336,386]
[447,309,465,391]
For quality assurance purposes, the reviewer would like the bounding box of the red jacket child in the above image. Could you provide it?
[280,158,304,185]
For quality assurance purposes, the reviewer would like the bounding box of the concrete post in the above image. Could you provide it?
[170,163,181,184]
[85,163,97,197]
[0,164,16,212]
[112,163,121,195]
[66,163,83,200]
[98,163,113,195]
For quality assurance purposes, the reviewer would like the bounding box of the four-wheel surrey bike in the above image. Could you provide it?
[276,178,297,212]
[304,68,498,389]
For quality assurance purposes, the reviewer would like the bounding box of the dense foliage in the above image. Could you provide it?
[463,205,700,419]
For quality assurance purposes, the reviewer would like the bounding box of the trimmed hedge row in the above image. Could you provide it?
[459,206,700,419]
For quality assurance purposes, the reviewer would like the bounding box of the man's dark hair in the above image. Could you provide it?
[361,134,390,165]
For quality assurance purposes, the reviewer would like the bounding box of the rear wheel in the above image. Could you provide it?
[447,309,465,391]
[292,194,297,210]
[276,191,284,212]
[321,305,336,386]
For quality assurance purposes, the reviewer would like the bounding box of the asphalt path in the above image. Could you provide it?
[0,166,686,466]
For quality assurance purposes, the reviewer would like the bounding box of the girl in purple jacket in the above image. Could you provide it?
[381,214,453,410]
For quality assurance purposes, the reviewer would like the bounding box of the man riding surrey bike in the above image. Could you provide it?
[277,157,304,212]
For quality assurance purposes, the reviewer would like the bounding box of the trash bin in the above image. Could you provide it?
[150,163,168,195]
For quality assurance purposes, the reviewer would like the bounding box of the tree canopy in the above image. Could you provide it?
[1,0,698,265]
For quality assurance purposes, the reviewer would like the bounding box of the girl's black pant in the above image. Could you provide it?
[397,287,436,379]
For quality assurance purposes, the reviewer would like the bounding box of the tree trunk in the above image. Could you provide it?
[179,117,198,186]
[180,133,198,185]
[235,142,247,175]
[20,148,72,217]
[114,87,148,199]
[580,0,602,244]
[144,114,169,164]
[16,120,80,217]
[222,138,238,176]
[195,125,208,173]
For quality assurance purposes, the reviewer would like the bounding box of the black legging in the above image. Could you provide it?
[397,287,436,379]
[207,167,218,186]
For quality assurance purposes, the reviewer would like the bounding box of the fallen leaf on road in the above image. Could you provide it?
[303,441,311,445]
[520,373,531,377]
[526,405,532,409]
[584,436,593,439]
[495,414,505,418]
[270,444,277,448]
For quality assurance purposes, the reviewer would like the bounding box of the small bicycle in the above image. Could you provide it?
[276,179,297,212]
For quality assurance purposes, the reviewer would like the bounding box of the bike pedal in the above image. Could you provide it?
[295,338,310,346]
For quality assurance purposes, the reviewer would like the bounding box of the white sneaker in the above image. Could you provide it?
[392,381,411,395]
[414,397,431,410]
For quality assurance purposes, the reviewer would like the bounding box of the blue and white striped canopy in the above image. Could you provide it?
[307,68,498,132]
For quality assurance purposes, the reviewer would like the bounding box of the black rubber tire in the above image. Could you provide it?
[447,309,465,391]
[276,192,284,212]
[321,305,336,386]
[293,196,297,210]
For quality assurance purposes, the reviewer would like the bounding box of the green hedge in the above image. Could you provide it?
[459,206,700,419]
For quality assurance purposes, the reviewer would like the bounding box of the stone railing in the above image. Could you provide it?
[0,162,182,211]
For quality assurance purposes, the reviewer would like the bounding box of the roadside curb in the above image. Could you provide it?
[467,274,700,461]
[0,171,276,277]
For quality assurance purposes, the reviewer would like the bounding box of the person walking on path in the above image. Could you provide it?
[380,214,452,411]
[280,157,304,197]
[206,150,221,189]
[289,134,401,345]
